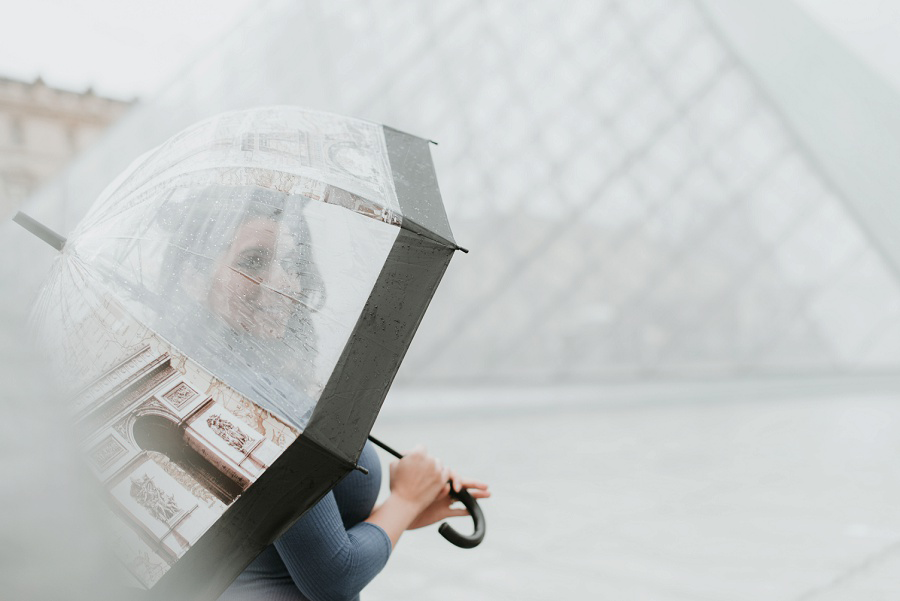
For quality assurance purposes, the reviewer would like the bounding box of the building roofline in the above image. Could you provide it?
[0,74,136,105]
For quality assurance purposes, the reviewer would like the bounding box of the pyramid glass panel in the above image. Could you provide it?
[20,0,900,387]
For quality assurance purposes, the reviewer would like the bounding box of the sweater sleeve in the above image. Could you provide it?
[273,490,392,601]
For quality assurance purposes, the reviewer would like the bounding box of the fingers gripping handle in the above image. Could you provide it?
[439,487,485,548]
[367,435,486,548]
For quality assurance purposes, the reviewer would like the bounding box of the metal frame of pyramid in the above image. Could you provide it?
[14,0,900,388]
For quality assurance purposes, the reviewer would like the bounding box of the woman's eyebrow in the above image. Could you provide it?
[236,246,272,258]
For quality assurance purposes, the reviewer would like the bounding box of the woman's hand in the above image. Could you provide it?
[388,445,449,512]
[408,472,491,530]
[366,445,450,548]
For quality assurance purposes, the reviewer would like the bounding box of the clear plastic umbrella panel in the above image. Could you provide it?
[24,107,463,599]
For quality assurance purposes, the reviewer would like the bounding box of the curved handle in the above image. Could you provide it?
[366,435,486,548]
[438,486,485,548]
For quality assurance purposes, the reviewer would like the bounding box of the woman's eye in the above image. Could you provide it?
[236,250,270,273]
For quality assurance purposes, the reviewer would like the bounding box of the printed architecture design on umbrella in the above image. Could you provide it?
[24,107,464,600]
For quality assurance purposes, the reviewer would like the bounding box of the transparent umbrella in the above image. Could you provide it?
[16,107,478,600]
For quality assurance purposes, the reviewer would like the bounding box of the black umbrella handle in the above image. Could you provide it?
[439,486,485,548]
[367,435,485,548]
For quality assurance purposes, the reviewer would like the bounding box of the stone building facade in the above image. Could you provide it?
[0,76,132,216]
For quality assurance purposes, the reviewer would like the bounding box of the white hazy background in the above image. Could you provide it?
[4,0,900,599]
[0,0,256,99]
[1,1,899,100]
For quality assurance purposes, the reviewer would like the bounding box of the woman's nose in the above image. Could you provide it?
[266,261,293,292]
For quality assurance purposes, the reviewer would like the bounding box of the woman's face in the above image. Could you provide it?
[207,217,293,339]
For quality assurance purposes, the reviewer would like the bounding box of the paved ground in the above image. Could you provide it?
[4,223,900,601]
[363,385,900,601]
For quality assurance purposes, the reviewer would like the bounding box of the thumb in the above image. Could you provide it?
[403,444,426,457]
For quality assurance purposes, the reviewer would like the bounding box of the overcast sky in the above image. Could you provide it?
[3,0,900,101]
[0,0,257,99]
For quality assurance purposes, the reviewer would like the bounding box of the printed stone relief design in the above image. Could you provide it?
[51,290,298,589]
[218,392,297,448]
[269,428,288,448]
[147,451,217,507]
[113,419,132,440]
[88,364,175,428]
[130,475,181,523]
[129,550,168,588]
[140,398,168,414]
[162,382,198,410]
[219,394,268,437]
[75,346,155,407]
[207,414,251,452]
[169,352,188,376]
[89,435,128,471]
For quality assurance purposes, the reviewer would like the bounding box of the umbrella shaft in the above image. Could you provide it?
[367,435,403,459]
[13,212,66,251]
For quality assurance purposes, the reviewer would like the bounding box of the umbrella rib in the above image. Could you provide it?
[84,164,399,235]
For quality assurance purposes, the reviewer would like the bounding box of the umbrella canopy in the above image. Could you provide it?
[25,107,463,599]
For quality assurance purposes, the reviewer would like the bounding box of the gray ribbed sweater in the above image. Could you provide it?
[219,442,390,601]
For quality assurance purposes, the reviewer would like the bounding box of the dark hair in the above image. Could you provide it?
[147,184,327,411]
[157,184,325,312]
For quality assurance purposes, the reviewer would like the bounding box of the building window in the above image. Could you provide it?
[9,117,23,147]
[4,171,34,204]
[67,126,79,153]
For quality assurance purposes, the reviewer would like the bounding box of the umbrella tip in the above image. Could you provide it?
[455,244,469,254]
[12,211,67,252]
[429,139,439,146]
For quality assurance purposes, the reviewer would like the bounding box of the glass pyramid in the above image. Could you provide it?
[20,0,900,385]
